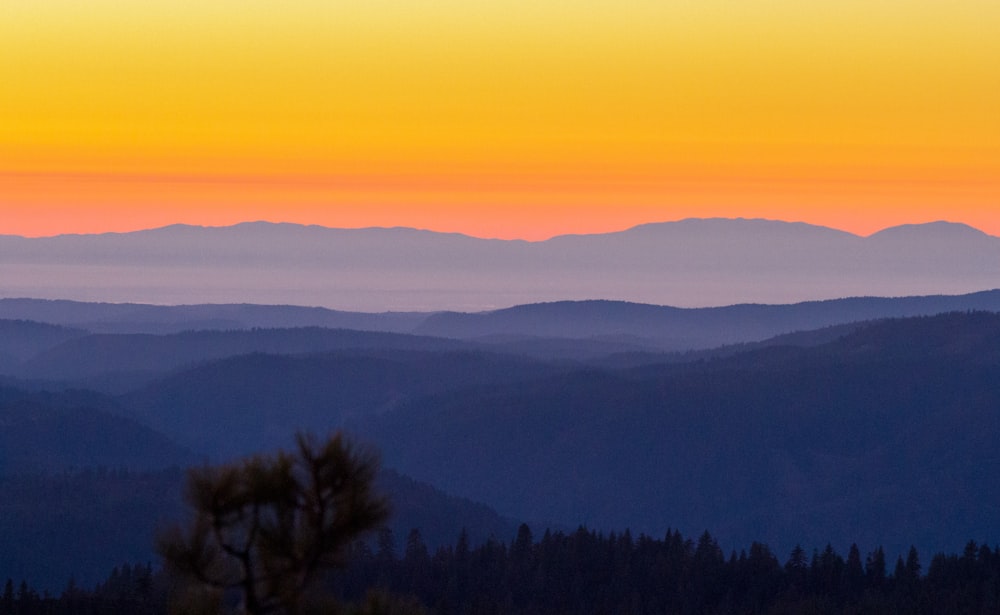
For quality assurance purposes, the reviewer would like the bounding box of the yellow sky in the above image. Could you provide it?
[1,1,998,238]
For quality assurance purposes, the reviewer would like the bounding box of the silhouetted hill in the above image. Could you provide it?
[471,334,665,361]
[121,349,562,459]
[4,219,999,309]
[0,387,192,473]
[0,298,426,334]
[416,291,1000,351]
[376,468,519,551]
[0,469,184,591]
[0,319,87,371]
[360,312,1000,557]
[582,321,873,370]
[14,327,472,390]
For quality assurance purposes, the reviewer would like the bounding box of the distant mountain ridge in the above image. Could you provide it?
[15,327,470,383]
[0,298,425,334]
[415,291,1000,348]
[3,218,998,310]
[5,290,1000,359]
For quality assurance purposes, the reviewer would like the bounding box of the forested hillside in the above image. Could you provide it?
[122,349,561,459]
[2,303,1000,605]
[363,312,1000,556]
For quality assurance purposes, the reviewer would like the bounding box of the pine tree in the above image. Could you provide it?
[158,432,389,614]
[0,580,13,615]
[866,546,887,589]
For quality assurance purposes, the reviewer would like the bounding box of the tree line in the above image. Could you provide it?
[7,527,1000,614]
[332,525,1000,614]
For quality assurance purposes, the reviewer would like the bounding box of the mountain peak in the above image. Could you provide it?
[867,221,991,240]
[620,218,861,239]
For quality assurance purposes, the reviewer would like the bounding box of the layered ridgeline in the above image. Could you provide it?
[2,218,999,310]
[0,387,516,590]
[42,309,989,561]
[364,311,1000,559]
[3,300,1000,590]
[4,288,1000,352]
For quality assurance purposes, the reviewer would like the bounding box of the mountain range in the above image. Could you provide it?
[3,218,999,310]
[5,290,1000,359]
[3,295,1000,588]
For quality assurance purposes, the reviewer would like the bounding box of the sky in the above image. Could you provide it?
[1,0,998,240]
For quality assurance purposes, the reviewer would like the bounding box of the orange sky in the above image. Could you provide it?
[2,1,998,239]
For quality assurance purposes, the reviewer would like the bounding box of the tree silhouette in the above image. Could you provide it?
[158,432,389,615]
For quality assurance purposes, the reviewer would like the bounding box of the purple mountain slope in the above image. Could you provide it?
[2,218,998,311]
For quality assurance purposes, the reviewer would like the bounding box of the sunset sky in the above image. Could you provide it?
[2,0,998,240]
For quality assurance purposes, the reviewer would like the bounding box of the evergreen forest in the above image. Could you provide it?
[4,527,1000,614]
